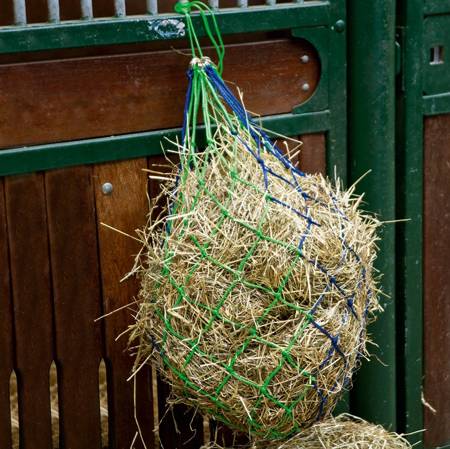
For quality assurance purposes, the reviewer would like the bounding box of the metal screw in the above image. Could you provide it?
[301,83,310,92]
[102,182,113,195]
[300,54,309,64]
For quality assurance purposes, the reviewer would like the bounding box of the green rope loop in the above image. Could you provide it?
[174,0,225,75]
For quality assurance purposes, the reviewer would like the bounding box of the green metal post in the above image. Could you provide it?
[347,0,397,428]
[327,0,347,182]
[396,0,424,444]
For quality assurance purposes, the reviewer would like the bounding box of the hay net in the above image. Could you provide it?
[130,1,381,440]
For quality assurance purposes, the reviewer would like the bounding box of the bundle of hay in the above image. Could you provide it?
[124,0,383,439]
[129,68,381,436]
[203,414,413,449]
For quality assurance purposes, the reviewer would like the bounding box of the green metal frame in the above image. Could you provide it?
[396,0,424,444]
[0,111,330,177]
[424,0,450,15]
[398,1,450,448]
[347,0,397,429]
[0,3,328,54]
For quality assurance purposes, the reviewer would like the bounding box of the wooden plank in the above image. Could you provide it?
[423,115,450,448]
[45,166,103,449]
[94,158,154,449]
[0,180,13,448]
[298,133,326,175]
[0,38,320,148]
[4,173,53,449]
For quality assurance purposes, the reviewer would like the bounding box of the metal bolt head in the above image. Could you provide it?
[334,19,346,33]
[301,83,310,92]
[300,54,310,64]
[102,182,113,195]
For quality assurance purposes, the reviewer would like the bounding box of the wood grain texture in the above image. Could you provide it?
[0,180,13,449]
[423,115,450,448]
[45,166,103,449]
[298,133,326,175]
[0,39,319,148]
[94,159,154,449]
[4,173,53,449]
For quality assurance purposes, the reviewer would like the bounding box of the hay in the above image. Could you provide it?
[124,51,383,439]
[128,106,381,439]
[203,414,413,449]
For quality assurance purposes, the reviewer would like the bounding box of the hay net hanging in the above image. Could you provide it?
[130,1,381,440]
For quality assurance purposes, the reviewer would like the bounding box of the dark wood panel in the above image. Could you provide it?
[209,421,248,448]
[94,159,154,449]
[299,133,326,175]
[0,180,13,449]
[424,115,450,448]
[0,38,319,148]
[45,166,103,449]
[4,173,53,449]
[157,378,204,449]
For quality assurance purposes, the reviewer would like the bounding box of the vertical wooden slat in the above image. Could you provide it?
[94,159,154,449]
[299,133,326,175]
[0,180,13,449]
[5,173,53,449]
[423,115,450,448]
[45,166,103,449]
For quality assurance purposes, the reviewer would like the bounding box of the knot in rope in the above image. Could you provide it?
[173,0,225,75]
[190,56,212,68]
[174,0,192,15]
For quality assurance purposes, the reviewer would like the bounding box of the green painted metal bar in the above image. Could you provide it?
[326,0,347,182]
[347,0,397,428]
[422,15,450,97]
[327,0,348,415]
[396,0,424,444]
[424,0,450,15]
[0,2,329,54]
[0,111,330,177]
[423,93,450,116]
